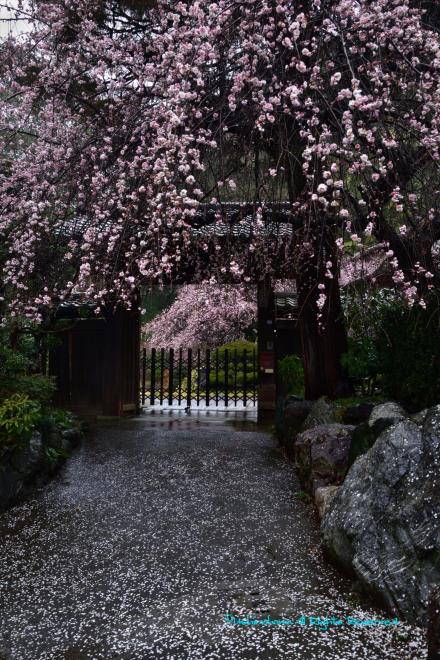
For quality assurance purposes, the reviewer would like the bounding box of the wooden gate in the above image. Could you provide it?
[140,347,257,408]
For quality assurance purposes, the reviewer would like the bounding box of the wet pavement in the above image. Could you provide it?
[0,412,427,659]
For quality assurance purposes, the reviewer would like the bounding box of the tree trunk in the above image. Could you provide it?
[297,229,353,400]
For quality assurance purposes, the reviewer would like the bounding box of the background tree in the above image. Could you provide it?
[142,284,257,350]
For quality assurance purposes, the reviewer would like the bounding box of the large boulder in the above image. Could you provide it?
[61,427,83,449]
[321,407,440,625]
[315,486,340,519]
[368,401,406,433]
[347,402,410,468]
[301,397,336,432]
[280,397,313,457]
[284,397,313,432]
[0,432,46,511]
[294,424,355,495]
[10,432,44,479]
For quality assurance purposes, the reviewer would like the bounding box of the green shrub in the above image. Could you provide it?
[341,337,381,396]
[209,340,257,389]
[341,289,440,408]
[44,446,70,463]
[341,288,399,340]
[341,288,402,397]
[277,354,304,397]
[208,369,256,389]
[0,394,42,446]
[50,408,75,430]
[294,490,313,503]
[376,299,440,412]
[0,335,55,406]
[37,408,75,443]
[215,339,256,355]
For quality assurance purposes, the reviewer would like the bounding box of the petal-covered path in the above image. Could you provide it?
[0,413,427,659]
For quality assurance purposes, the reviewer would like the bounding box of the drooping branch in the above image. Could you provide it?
[0,0,439,323]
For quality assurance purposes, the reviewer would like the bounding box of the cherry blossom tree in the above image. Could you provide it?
[143,284,256,349]
[1,0,440,396]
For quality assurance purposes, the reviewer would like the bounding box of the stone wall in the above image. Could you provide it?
[0,425,83,513]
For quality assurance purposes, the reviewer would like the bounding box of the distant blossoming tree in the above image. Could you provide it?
[143,284,256,349]
[1,0,440,396]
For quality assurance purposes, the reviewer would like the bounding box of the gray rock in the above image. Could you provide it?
[321,410,440,624]
[10,432,44,478]
[295,424,355,494]
[284,398,313,428]
[280,398,313,456]
[0,432,47,511]
[368,402,406,432]
[62,427,82,449]
[45,429,64,450]
[423,406,440,457]
[347,402,409,467]
[315,486,340,519]
[0,464,23,508]
[301,397,336,432]
[0,425,82,513]
[45,425,83,453]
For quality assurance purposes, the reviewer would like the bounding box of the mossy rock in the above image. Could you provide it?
[301,397,335,431]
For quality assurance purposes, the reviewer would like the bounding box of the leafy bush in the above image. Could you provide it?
[342,288,440,409]
[0,334,55,406]
[341,288,402,397]
[0,327,76,458]
[277,354,304,397]
[341,287,400,343]
[36,408,76,443]
[50,408,75,430]
[208,340,257,389]
[0,394,41,446]
[208,369,256,389]
[341,337,381,396]
[215,339,256,355]
[376,299,440,411]
[44,446,70,463]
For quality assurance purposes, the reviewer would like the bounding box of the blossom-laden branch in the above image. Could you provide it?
[0,1,440,323]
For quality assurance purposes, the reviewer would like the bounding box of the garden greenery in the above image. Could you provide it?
[0,394,41,447]
[0,327,74,451]
[0,331,55,405]
[341,290,440,410]
[277,355,305,399]
[377,299,440,411]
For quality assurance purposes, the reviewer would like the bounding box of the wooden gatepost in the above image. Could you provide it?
[49,303,140,418]
[257,279,301,424]
[257,280,276,423]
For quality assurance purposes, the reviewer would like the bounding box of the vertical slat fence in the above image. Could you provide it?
[141,346,257,409]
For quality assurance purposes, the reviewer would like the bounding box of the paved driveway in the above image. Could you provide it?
[0,413,427,659]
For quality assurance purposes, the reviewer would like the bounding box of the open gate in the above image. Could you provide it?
[140,347,257,409]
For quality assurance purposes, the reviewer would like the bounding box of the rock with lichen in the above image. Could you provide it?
[295,424,355,495]
[321,406,440,625]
